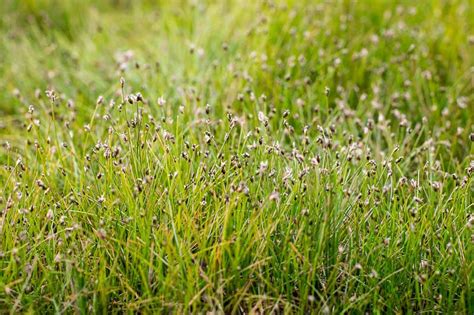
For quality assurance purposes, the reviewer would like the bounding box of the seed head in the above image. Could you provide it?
[98,195,105,204]
[258,111,268,126]
[157,96,166,107]
[36,179,47,190]
[431,181,442,191]
[96,228,107,239]
[127,94,136,104]
[258,161,268,176]
[46,209,54,220]
[269,190,280,201]
[324,86,330,96]
[54,253,62,263]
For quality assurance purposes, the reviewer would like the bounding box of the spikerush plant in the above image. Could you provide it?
[0,0,473,313]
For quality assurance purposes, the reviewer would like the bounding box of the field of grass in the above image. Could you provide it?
[0,0,473,313]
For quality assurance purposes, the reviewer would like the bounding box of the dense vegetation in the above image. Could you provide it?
[0,0,473,313]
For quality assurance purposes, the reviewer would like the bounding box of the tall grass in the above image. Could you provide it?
[0,0,472,313]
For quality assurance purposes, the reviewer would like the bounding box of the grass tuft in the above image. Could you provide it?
[0,0,473,313]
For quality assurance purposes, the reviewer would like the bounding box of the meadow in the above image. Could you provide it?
[0,0,473,313]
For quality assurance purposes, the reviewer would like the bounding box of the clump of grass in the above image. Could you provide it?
[0,0,473,313]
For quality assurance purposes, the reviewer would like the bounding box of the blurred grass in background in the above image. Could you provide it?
[0,0,473,313]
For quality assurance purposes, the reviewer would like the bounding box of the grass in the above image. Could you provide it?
[0,0,473,313]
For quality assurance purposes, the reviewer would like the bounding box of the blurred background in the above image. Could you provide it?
[0,0,473,159]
